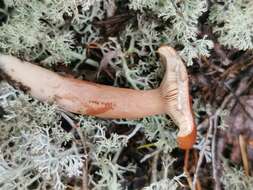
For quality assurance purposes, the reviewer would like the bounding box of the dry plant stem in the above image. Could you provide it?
[112,125,142,163]
[77,128,89,190]
[193,151,202,190]
[213,43,231,66]
[211,115,221,190]
[192,118,214,190]
[151,153,159,183]
[239,135,250,176]
[140,150,161,163]
[184,150,193,189]
[0,46,196,149]
[196,177,202,190]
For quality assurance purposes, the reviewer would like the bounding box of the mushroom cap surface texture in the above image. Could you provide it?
[158,46,196,149]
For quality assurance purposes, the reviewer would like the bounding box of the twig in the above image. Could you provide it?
[60,111,77,128]
[112,125,142,163]
[76,127,89,190]
[239,135,250,176]
[184,149,193,189]
[196,179,202,190]
[193,150,202,190]
[211,115,221,190]
[197,118,209,131]
[202,56,225,73]
[0,8,8,17]
[192,116,214,190]
[151,153,159,183]
[213,43,231,66]
[140,150,161,163]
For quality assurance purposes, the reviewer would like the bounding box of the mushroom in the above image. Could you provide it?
[0,46,196,149]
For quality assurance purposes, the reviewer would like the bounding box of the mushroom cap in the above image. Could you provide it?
[158,46,196,149]
[177,123,196,149]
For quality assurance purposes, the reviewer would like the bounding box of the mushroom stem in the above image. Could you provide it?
[0,46,196,149]
[0,55,164,118]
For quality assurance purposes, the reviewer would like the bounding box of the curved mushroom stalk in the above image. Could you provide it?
[0,46,196,149]
[0,56,164,118]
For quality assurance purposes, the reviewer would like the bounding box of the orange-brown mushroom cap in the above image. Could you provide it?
[158,46,196,149]
[177,123,196,149]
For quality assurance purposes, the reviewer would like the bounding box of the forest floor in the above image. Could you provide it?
[0,1,253,190]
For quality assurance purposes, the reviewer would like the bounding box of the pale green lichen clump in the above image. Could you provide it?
[0,82,83,189]
[209,0,253,50]
[221,159,253,190]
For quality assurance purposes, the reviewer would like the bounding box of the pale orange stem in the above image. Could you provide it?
[55,77,165,119]
[0,55,164,118]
